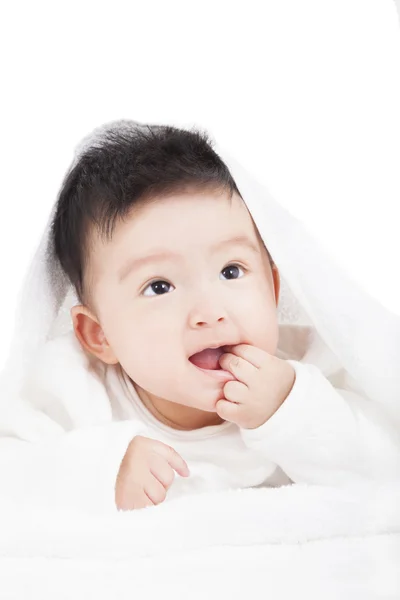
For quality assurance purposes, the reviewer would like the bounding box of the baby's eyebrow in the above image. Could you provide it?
[211,235,260,256]
[118,235,259,283]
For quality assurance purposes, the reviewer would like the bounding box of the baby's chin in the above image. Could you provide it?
[177,388,226,415]
[176,396,226,428]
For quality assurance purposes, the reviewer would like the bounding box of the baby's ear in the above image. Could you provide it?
[70,305,119,365]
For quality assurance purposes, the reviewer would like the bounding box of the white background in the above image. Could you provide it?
[1,0,399,371]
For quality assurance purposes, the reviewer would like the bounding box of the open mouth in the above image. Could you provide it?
[188,347,226,370]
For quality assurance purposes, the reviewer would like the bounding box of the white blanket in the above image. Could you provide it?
[1,5,400,599]
[2,484,400,599]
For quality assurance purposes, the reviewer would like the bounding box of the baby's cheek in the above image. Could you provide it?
[126,343,177,389]
[265,321,280,354]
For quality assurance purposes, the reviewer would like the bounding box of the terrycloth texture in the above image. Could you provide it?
[1,485,400,599]
[2,538,400,600]
[1,120,399,420]
[0,118,400,598]
[2,484,400,558]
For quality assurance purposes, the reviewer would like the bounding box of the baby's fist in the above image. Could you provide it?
[115,436,190,511]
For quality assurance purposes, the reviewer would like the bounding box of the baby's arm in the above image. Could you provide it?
[0,417,145,513]
[241,361,400,485]
[0,333,157,512]
[0,401,188,512]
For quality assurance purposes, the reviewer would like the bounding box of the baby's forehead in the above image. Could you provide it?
[89,189,264,267]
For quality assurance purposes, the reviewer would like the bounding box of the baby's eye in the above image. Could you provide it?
[142,280,175,297]
[143,265,245,297]
[220,264,245,280]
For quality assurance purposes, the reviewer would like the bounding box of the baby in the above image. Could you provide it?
[49,123,398,511]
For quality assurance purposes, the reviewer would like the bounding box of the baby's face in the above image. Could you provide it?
[87,188,280,412]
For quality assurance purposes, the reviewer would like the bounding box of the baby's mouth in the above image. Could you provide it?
[189,347,225,370]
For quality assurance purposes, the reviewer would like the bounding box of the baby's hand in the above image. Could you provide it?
[115,436,190,511]
[217,344,296,430]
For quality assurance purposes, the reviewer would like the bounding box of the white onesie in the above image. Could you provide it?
[0,332,399,514]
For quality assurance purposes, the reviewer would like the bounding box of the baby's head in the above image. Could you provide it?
[52,124,280,425]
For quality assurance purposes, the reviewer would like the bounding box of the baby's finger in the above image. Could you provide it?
[134,491,155,510]
[219,352,256,383]
[223,380,248,404]
[224,344,267,369]
[145,474,168,505]
[215,399,241,424]
[158,443,190,478]
[118,489,154,511]
[150,455,176,489]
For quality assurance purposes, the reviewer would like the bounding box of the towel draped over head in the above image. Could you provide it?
[0,119,399,424]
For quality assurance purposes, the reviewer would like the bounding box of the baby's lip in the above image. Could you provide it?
[188,343,234,361]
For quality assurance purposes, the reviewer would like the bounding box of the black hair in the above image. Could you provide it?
[51,123,241,304]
